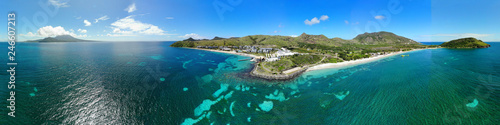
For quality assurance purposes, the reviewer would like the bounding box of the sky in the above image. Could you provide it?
[1,0,499,42]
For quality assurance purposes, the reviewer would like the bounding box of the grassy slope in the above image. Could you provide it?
[440,37,490,48]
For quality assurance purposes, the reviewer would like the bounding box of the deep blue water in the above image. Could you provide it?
[0,42,499,124]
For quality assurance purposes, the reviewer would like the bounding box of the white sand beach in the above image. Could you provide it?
[306,49,426,71]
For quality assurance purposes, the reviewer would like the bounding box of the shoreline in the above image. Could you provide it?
[187,47,432,80]
[307,49,427,71]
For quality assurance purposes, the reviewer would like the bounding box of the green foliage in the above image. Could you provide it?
[290,55,322,66]
[263,58,294,72]
[440,37,490,48]
[353,31,420,45]
[170,31,424,48]
[328,58,339,63]
[170,40,195,47]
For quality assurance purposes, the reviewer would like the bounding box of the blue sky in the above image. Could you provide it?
[2,0,499,42]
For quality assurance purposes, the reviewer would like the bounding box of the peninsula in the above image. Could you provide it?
[440,37,491,48]
[171,31,438,80]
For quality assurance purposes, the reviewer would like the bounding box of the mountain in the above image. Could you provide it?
[170,31,421,47]
[353,31,419,45]
[183,37,197,41]
[26,35,92,42]
[440,37,490,48]
[212,36,225,40]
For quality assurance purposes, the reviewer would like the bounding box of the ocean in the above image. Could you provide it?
[0,41,498,124]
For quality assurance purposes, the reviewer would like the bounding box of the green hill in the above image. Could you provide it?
[353,31,419,45]
[170,31,420,48]
[440,37,490,48]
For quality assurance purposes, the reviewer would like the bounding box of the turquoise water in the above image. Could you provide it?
[0,42,499,124]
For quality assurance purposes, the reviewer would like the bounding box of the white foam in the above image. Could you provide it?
[230,101,236,116]
[194,96,223,116]
[259,101,273,112]
[213,84,229,97]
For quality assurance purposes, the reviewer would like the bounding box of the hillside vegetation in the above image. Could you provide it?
[170,31,420,48]
[440,37,490,48]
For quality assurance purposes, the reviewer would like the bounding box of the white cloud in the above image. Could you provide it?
[75,16,82,19]
[305,15,329,25]
[111,16,150,31]
[110,15,167,36]
[37,26,72,37]
[49,0,69,8]
[106,33,135,37]
[95,15,110,23]
[141,26,165,35]
[320,15,329,21]
[125,3,137,13]
[374,15,385,20]
[304,17,320,25]
[84,20,91,26]
[78,29,87,33]
[290,35,299,37]
[165,17,174,20]
[273,30,281,33]
[179,33,206,39]
[344,20,349,24]
[37,26,80,37]
[19,26,88,39]
[20,32,38,37]
[422,33,492,38]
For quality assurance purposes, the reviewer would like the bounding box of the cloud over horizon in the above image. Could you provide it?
[179,33,206,39]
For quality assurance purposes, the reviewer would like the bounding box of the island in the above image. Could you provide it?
[440,37,491,48]
[171,31,439,80]
[25,35,94,42]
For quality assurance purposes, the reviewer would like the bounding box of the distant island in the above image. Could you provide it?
[25,35,93,42]
[440,37,491,48]
[171,31,439,80]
